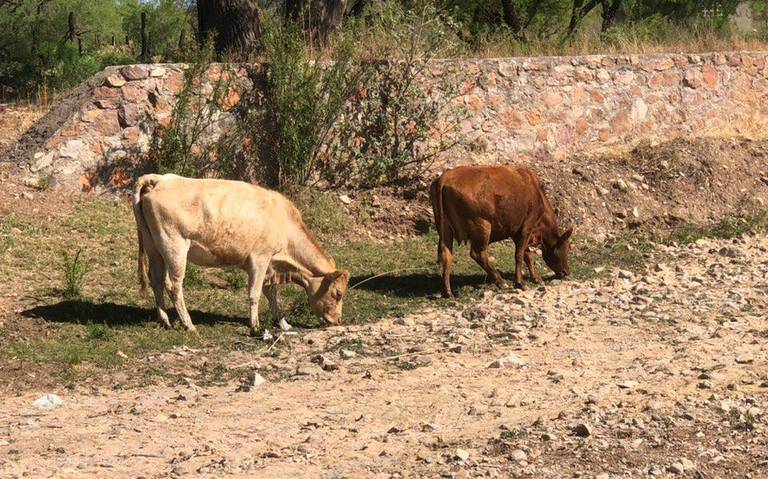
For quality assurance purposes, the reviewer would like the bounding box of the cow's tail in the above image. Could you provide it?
[429,177,449,245]
[132,174,165,294]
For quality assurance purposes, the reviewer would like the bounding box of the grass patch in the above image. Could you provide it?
[60,248,89,299]
[662,212,768,245]
[4,194,768,387]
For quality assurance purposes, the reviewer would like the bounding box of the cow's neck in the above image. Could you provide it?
[539,216,561,249]
[284,223,336,279]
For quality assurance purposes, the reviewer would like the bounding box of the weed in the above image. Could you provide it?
[221,267,247,290]
[500,429,529,440]
[60,248,89,299]
[86,322,113,341]
[184,265,205,289]
[663,212,768,245]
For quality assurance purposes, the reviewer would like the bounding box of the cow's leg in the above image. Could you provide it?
[470,242,509,290]
[524,249,543,285]
[147,252,172,329]
[513,233,532,289]
[437,229,455,298]
[163,239,197,333]
[264,283,281,325]
[246,258,270,337]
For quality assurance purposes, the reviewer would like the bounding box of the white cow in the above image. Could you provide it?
[132,174,349,335]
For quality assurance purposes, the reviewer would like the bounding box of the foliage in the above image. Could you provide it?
[0,0,190,96]
[60,248,88,299]
[150,42,234,176]
[324,1,466,187]
[246,15,364,188]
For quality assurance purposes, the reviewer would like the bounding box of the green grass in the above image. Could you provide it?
[3,193,768,387]
[661,212,768,246]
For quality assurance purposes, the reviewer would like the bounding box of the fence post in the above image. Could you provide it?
[66,12,76,42]
[111,35,116,47]
[140,12,149,61]
[77,37,83,55]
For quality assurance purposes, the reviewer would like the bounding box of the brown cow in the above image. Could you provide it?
[429,165,572,297]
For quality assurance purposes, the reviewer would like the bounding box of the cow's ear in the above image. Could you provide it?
[559,227,574,244]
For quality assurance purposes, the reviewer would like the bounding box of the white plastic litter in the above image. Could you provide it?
[33,394,64,409]
[262,329,274,341]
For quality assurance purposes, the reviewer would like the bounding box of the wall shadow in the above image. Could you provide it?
[21,300,245,327]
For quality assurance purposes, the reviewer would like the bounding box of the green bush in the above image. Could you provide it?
[60,248,89,299]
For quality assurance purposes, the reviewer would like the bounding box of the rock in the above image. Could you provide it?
[21,191,34,200]
[387,425,404,433]
[454,448,470,462]
[238,371,266,392]
[340,349,357,359]
[33,394,64,409]
[105,74,126,87]
[613,179,628,191]
[448,344,463,353]
[735,354,754,364]
[462,306,489,321]
[116,350,128,359]
[668,458,695,474]
[420,423,439,432]
[572,423,592,437]
[120,65,148,80]
[278,318,292,331]
[488,352,527,369]
[319,355,338,372]
[509,449,527,462]
[618,380,639,389]
[339,194,353,205]
[618,270,634,279]
[593,266,605,274]
[295,366,315,376]
[150,67,167,78]
[393,317,415,327]
[262,330,273,341]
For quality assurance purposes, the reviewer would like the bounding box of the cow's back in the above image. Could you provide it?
[140,177,293,265]
[435,166,550,243]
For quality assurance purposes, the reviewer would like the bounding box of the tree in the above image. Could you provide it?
[197,0,262,55]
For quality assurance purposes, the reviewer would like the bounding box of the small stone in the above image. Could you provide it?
[593,266,605,274]
[120,65,148,81]
[448,344,463,353]
[262,330,273,341]
[319,355,338,372]
[393,317,415,326]
[454,448,470,462]
[387,425,404,433]
[618,380,639,389]
[509,449,527,462]
[488,352,527,369]
[278,318,292,331]
[736,355,754,364]
[340,349,357,359]
[105,74,126,88]
[618,270,634,279]
[150,67,167,77]
[572,423,592,437]
[116,350,128,359]
[613,179,628,191]
[21,192,34,200]
[339,194,352,204]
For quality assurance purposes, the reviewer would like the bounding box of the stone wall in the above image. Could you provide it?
[21,51,768,188]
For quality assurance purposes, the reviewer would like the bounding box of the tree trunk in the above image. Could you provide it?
[197,0,262,56]
[500,0,523,37]
[140,11,149,60]
[600,0,622,33]
[66,11,77,42]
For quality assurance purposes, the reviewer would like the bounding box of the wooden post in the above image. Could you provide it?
[111,35,116,47]
[78,37,83,55]
[66,12,76,42]
[140,12,149,60]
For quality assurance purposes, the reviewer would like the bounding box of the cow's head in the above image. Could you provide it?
[542,227,573,279]
[306,269,350,325]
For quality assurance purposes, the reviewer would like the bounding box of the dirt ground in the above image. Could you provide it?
[1,233,767,478]
[1,104,767,478]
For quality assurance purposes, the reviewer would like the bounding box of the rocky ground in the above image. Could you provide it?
[1,233,766,478]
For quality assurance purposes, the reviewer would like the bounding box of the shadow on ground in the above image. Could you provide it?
[21,300,244,327]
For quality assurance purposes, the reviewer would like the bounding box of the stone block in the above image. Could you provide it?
[121,65,149,81]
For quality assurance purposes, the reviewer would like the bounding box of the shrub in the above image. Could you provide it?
[150,42,235,177]
[60,248,89,299]
[241,15,365,188]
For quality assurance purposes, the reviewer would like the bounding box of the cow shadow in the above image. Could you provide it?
[348,272,500,298]
[21,300,243,327]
